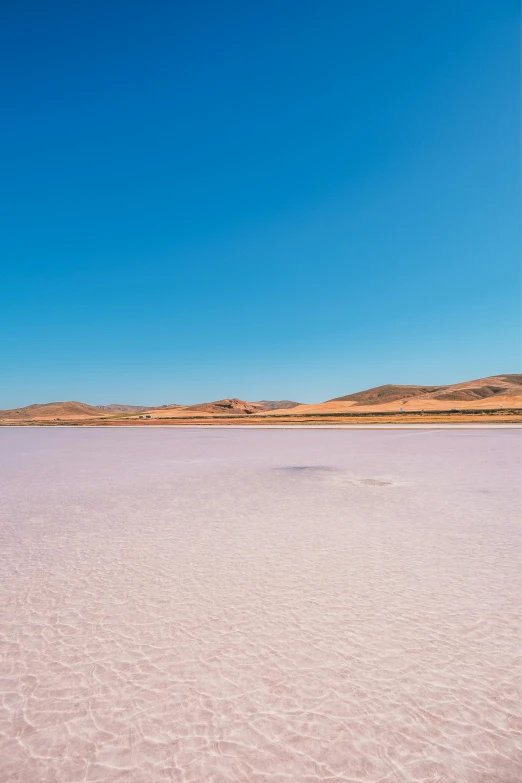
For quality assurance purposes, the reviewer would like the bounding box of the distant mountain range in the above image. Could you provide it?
[0,375,520,421]
[0,398,300,420]
[137,399,301,417]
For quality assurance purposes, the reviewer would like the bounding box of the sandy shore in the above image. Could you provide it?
[0,428,521,782]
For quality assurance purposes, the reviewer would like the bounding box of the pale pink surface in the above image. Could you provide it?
[0,428,520,783]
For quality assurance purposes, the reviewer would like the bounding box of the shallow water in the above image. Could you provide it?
[0,428,520,782]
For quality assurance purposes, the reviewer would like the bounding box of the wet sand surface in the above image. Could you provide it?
[0,428,520,783]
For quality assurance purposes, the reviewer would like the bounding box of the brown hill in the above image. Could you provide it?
[2,376,520,423]
[0,401,105,420]
[183,398,265,415]
[255,400,301,410]
[329,384,444,405]
[329,375,522,406]
[416,374,522,402]
[265,374,522,416]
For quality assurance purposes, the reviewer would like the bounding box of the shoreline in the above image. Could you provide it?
[2,423,521,430]
[2,407,521,429]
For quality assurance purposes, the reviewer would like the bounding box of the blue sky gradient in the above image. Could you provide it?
[1,1,520,406]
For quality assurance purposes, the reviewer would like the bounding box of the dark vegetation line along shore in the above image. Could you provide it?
[122,407,522,420]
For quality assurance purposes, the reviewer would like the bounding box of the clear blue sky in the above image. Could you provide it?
[1,1,520,407]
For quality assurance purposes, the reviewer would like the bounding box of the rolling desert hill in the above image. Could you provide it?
[181,398,265,415]
[0,401,182,421]
[0,401,106,420]
[255,400,301,410]
[265,375,522,416]
[329,385,444,405]
[142,399,301,418]
[414,374,522,402]
[1,376,520,423]
[329,375,522,406]
[134,399,299,419]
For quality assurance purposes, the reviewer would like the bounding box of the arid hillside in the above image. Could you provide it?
[0,401,106,420]
[1,375,520,424]
[255,400,301,410]
[416,374,522,402]
[328,375,522,406]
[173,399,264,415]
[141,399,301,417]
[329,385,443,405]
[265,375,522,416]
